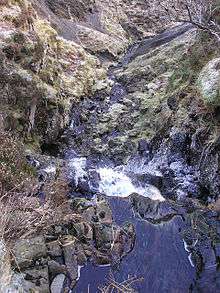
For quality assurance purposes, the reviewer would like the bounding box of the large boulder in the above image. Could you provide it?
[13,236,47,269]
[198,57,220,107]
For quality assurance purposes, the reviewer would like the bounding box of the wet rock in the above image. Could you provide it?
[94,223,113,250]
[138,139,151,155]
[13,236,47,269]
[111,223,135,263]
[50,274,66,293]
[72,221,93,241]
[130,193,177,223]
[137,171,163,189]
[169,129,189,155]
[77,178,92,194]
[199,152,220,200]
[75,244,87,266]
[92,249,111,266]
[96,197,113,225]
[88,169,101,191]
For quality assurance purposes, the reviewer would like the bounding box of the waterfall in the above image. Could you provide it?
[98,167,164,201]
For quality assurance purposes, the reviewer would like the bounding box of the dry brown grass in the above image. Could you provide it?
[0,176,72,244]
[99,275,144,293]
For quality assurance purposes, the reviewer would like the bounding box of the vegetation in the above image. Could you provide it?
[153,0,220,43]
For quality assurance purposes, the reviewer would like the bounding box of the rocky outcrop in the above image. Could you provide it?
[0,0,107,147]
[32,0,175,59]
[6,195,135,292]
[198,57,220,107]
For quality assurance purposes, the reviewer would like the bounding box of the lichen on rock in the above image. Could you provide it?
[198,57,220,107]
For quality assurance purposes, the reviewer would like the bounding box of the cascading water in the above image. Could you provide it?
[98,167,164,201]
[66,149,165,201]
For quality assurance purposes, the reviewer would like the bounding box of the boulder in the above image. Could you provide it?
[50,274,66,293]
[13,236,47,269]
[22,267,50,293]
[130,193,177,224]
[61,236,79,286]
[198,57,220,107]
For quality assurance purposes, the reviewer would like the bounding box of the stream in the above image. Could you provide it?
[61,25,220,293]
[66,153,196,292]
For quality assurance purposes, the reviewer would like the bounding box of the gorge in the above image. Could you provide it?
[0,1,220,293]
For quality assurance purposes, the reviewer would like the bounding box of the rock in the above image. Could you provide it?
[62,236,79,287]
[92,249,111,266]
[137,171,163,189]
[0,240,11,292]
[111,223,135,262]
[72,221,93,241]
[50,274,66,293]
[95,197,113,225]
[77,178,92,194]
[75,244,87,266]
[13,236,47,269]
[94,223,113,250]
[130,193,177,223]
[138,139,151,155]
[198,57,220,107]
[169,129,189,154]
[23,267,50,293]
[48,260,66,279]
[47,241,62,257]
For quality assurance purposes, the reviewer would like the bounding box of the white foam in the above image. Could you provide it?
[68,157,87,185]
[43,165,56,174]
[98,167,164,201]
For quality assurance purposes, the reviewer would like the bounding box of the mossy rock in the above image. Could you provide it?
[198,57,220,107]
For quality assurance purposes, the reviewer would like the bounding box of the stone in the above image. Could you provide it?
[50,274,66,293]
[13,236,47,269]
[130,193,177,224]
[92,249,111,266]
[0,240,11,292]
[77,178,92,194]
[47,241,62,257]
[23,267,50,293]
[75,244,87,266]
[62,236,79,284]
[94,223,113,250]
[48,260,66,279]
[138,139,151,155]
[198,57,220,107]
[96,198,113,225]
[72,221,93,240]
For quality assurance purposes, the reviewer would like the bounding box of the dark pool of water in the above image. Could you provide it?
[74,197,197,293]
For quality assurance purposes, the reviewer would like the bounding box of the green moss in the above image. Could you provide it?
[166,34,217,95]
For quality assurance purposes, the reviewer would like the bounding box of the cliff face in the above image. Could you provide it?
[0,0,108,147]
